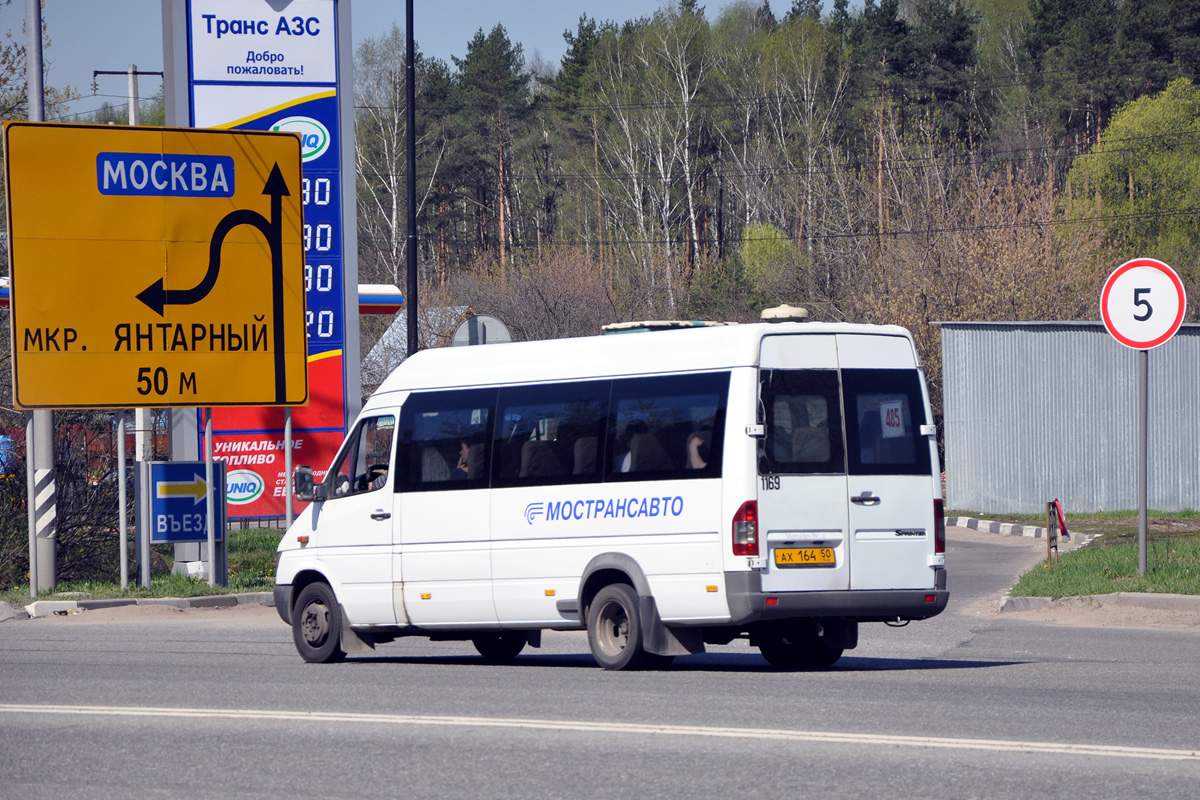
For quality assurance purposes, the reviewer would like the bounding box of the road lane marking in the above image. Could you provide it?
[2,703,1198,761]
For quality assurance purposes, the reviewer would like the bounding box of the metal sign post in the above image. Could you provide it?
[1100,257,1187,575]
[117,411,129,589]
[205,408,216,587]
[1045,501,1060,568]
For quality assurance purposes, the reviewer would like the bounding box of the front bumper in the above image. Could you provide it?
[273,584,292,625]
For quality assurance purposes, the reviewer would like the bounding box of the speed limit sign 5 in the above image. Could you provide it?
[1100,258,1188,350]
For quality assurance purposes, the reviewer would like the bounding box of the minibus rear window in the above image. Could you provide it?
[758,369,845,475]
[842,369,931,476]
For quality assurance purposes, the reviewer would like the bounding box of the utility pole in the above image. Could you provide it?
[405,0,418,359]
[25,0,56,595]
[128,65,140,125]
[91,66,164,129]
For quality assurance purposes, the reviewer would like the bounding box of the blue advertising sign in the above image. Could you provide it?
[150,461,227,543]
[170,0,359,518]
[187,1,349,362]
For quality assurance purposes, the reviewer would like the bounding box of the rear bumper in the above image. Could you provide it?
[724,570,948,624]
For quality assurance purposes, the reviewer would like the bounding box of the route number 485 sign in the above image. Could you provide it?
[1100,258,1188,350]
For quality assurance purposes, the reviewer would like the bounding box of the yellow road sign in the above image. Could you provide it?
[4,122,307,409]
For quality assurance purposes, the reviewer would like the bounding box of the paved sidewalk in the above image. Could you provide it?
[2,592,273,620]
[1000,591,1200,614]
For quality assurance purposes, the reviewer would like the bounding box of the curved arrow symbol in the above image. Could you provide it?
[135,163,293,403]
[136,165,289,315]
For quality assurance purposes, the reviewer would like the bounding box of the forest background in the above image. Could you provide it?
[2,0,1200,585]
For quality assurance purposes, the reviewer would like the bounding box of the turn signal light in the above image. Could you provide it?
[732,501,758,556]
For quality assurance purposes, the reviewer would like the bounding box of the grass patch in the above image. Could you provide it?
[0,528,282,606]
[1011,535,1200,598]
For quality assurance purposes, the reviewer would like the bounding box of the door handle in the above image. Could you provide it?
[370,511,391,521]
[851,494,881,506]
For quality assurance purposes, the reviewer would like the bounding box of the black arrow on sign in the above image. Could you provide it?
[136,164,293,403]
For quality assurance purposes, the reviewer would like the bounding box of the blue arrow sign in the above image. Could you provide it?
[150,461,226,543]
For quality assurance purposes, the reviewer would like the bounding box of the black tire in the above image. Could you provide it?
[757,623,843,669]
[292,583,346,663]
[587,583,650,670]
[472,631,527,661]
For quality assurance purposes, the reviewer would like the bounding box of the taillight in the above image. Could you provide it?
[934,499,945,554]
[733,501,758,556]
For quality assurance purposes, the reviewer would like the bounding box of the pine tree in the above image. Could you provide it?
[450,25,531,278]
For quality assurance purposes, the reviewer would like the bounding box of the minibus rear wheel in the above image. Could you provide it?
[587,583,650,670]
[757,623,842,669]
[472,632,526,661]
[292,583,346,663]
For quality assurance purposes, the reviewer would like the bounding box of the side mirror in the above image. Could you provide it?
[293,466,324,503]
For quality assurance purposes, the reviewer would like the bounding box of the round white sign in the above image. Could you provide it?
[1100,258,1187,350]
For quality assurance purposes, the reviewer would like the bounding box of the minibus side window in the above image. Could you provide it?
[607,373,729,481]
[493,381,609,488]
[397,389,496,492]
[842,369,931,476]
[327,415,396,497]
[758,369,844,475]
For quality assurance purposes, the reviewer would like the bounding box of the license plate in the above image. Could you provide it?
[774,547,836,568]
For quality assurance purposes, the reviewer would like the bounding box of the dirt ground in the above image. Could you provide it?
[1003,595,1200,631]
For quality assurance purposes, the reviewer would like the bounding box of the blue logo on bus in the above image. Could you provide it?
[524,496,684,525]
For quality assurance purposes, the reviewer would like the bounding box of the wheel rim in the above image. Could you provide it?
[300,600,330,647]
[595,599,630,657]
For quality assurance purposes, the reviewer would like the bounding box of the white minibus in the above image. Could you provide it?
[274,308,948,669]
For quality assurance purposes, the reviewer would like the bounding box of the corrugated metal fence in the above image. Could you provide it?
[940,322,1199,514]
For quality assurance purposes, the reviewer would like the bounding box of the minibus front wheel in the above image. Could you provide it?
[292,582,347,663]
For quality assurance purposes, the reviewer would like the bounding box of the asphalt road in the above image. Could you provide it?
[2,528,1199,799]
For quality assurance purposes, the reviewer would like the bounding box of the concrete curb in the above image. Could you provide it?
[998,595,1054,612]
[0,600,30,622]
[1000,591,1200,614]
[948,516,1097,549]
[20,591,273,619]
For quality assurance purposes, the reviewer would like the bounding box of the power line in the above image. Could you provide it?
[353,203,1200,250]
[353,127,1200,188]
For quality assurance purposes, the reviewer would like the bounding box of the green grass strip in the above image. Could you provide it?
[1,529,282,605]
[1012,539,1200,598]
